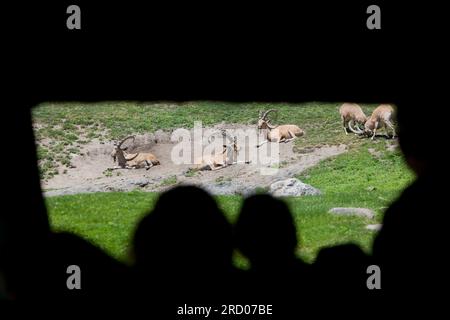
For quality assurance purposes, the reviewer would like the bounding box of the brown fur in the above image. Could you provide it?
[194,145,235,171]
[257,110,304,147]
[123,152,160,169]
[111,136,160,170]
[339,103,367,134]
[364,104,396,140]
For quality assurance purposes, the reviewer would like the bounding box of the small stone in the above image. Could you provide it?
[366,224,382,231]
[386,143,399,152]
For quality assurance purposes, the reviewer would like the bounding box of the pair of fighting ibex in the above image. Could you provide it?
[110,109,305,171]
[340,103,396,140]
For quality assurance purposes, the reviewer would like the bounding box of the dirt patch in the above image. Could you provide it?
[42,125,347,197]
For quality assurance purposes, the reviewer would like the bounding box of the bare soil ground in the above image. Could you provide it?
[43,125,347,197]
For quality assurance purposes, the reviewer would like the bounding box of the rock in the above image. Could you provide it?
[202,182,236,195]
[328,207,375,219]
[368,148,382,158]
[154,130,171,143]
[366,224,382,231]
[269,178,321,197]
[386,142,399,152]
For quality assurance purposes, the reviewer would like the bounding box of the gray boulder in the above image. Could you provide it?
[269,178,321,197]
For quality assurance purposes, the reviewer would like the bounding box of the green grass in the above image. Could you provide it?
[293,141,414,260]
[46,192,157,259]
[46,141,414,265]
[297,141,413,198]
[46,191,368,264]
[33,101,379,178]
[33,101,380,145]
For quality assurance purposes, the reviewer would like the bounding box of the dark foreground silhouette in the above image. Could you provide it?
[0,101,446,316]
[234,195,311,298]
[131,186,236,312]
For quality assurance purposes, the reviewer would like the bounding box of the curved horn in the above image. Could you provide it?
[262,109,277,119]
[356,122,365,131]
[348,120,363,134]
[118,135,135,149]
[266,119,277,130]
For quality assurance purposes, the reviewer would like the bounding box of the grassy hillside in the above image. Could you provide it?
[46,142,414,264]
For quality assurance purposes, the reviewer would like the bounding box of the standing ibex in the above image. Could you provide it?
[364,104,397,140]
[194,130,243,171]
[339,103,367,135]
[111,136,160,170]
[256,109,304,148]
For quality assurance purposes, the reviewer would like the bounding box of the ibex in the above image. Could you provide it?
[256,109,304,148]
[339,103,367,135]
[364,104,397,140]
[110,136,160,170]
[194,130,244,171]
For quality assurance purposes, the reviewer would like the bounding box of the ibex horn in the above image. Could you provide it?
[348,121,363,134]
[118,136,136,149]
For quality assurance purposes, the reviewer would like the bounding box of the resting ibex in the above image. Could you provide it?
[256,109,304,148]
[111,136,160,170]
[364,104,397,140]
[194,130,243,171]
[339,103,367,135]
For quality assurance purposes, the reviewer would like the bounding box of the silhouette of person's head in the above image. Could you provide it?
[133,186,232,277]
[313,244,369,293]
[234,194,298,269]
